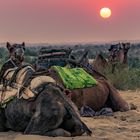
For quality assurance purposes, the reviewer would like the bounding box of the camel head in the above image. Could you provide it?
[121,42,130,54]
[108,42,130,64]
[108,43,120,62]
[6,42,25,63]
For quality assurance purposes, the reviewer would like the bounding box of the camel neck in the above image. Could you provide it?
[9,58,22,67]
[123,52,128,64]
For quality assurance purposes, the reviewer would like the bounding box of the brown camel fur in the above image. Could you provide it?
[92,53,109,73]
[48,67,136,112]
[47,49,136,112]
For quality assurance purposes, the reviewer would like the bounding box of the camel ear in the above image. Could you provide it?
[22,42,25,50]
[70,55,76,60]
[6,42,11,50]
[108,45,113,51]
[122,43,125,47]
[22,42,25,46]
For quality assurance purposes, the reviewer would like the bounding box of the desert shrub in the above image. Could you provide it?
[0,48,8,64]
[25,48,37,56]
[128,57,140,68]
[24,56,37,64]
[24,48,38,64]
[104,68,140,90]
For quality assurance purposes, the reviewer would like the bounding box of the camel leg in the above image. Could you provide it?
[61,117,85,136]
[25,117,71,136]
[106,81,130,111]
[0,109,8,131]
[24,100,65,136]
[44,128,71,137]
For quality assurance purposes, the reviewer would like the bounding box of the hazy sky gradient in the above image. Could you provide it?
[0,0,140,43]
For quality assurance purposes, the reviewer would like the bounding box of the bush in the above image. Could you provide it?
[24,56,37,64]
[104,68,140,90]
[128,57,140,68]
[25,48,37,56]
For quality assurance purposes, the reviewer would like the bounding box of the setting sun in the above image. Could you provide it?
[100,7,112,18]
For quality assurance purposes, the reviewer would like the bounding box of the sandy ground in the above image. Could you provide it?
[0,90,140,140]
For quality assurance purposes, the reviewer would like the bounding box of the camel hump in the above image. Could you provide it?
[51,66,97,89]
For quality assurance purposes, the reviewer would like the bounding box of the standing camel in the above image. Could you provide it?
[92,42,130,73]
[108,42,130,73]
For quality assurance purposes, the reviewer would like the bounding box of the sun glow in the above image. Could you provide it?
[100,7,111,18]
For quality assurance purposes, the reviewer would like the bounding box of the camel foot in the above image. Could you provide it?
[45,128,71,137]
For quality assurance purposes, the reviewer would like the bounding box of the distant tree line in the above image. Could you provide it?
[0,43,140,68]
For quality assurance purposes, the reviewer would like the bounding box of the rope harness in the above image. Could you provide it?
[0,64,58,108]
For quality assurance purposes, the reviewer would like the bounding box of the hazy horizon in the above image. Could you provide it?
[0,39,140,46]
[0,0,140,43]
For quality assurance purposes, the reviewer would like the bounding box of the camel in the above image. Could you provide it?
[0,43,91,136]
[92,43,131,73]
[108,42,130,73]
[47,51,136,115]
[0,65,91,136]
[0,42,25,83]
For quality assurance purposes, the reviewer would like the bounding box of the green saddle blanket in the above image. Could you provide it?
[52,66,97,89]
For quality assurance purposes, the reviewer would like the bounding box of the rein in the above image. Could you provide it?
[8,65,32,87]
[66,59,107,80]
[18,67,35,98]
[9,58,18,67]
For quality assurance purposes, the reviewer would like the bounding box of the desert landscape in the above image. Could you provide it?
[0,90,139,140]
[0,1,140,140]
[0,42,139,140]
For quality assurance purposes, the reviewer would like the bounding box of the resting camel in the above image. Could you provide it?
[48,51,136,114]
[0,42,91,136]
[0,65,91,136]
[92,43,131,73]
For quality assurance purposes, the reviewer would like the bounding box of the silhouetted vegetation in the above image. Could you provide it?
[105,68,140,90]
[0,42,140,90]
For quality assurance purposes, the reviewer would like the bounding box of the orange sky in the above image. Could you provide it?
[0,0,140,43]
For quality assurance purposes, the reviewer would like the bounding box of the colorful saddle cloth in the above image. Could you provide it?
[52,66,97,90]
